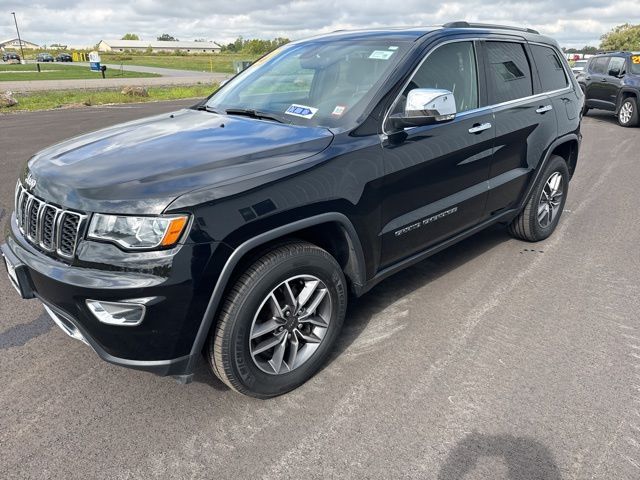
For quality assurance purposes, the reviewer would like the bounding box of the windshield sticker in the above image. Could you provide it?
[388,46,399,50]
[332,105,346,117]
[369,50,394,60]
[285,104,318,119]
[632,55,640,64]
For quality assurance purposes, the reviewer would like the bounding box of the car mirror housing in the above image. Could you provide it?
[388,88,457,131]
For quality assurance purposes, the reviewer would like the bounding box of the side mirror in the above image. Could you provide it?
[608,68,621,77]
[388,88,456,131]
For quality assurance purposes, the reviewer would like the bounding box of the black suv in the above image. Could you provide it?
[36,53,54,62]
[2,52,20,62]
[2,23,582,398]
[56,53,73,62]
[578,51,640,127]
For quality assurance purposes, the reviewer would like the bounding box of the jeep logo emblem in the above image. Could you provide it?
[25,173,36,190]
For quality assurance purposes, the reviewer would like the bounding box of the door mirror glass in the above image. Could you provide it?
[388,88,456,130]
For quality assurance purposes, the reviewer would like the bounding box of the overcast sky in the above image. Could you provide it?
[1,0,639,49]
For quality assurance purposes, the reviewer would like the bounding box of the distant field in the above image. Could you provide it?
[0,63,159,81]
[2,84,218,111]
[100,53,260,73]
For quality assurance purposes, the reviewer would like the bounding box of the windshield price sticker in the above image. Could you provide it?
[285,104,318,119]
[369,50,394,60]
[332,105,346,117]
[632,55,640,64]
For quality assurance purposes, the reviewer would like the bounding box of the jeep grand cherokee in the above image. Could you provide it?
[2,22,583,398]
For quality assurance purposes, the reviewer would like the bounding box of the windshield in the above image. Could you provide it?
[206,39,411,129]
[574,60,587,68]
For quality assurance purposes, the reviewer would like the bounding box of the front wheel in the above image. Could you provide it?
[618,97,639,127]
[207,241,347,398]
[508,155,569,242]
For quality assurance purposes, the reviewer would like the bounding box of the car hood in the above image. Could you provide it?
[25,109,334,214]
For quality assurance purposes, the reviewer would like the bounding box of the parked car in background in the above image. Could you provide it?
[571,59,588,76]
[578,51,640,127]
[2,22,583,398]
[36,53,54,62]
[56,53,73,62]
[2,52,21,62]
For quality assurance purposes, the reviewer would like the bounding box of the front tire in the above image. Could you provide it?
[508,155,569,242]
[618,97,639,127]
[207,241,347,398]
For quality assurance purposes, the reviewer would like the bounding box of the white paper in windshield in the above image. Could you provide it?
[369,50,394,60]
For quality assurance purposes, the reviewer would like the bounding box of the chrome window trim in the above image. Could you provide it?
[382,37,575,135]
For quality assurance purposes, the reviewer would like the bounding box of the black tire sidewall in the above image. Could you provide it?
[527,156,569,240]
[224,249,346,397]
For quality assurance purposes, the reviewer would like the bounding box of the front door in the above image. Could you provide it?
[380,40,494,268]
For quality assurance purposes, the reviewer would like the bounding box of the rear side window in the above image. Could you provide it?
[590,57,609,74]
[486,42,533,104]
[530,44,568,92]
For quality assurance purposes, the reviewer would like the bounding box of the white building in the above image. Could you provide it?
[0,38,40,51]
[97,40,220,54]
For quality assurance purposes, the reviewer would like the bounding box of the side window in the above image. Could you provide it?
[591,57,609,74]
[394,41,478,114]
[485,42,533,104]
[608,57,626,76]
[530,44,568,92]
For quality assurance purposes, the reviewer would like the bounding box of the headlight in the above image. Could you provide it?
[87,214,189,249]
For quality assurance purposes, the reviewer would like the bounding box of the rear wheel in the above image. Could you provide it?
[618,97,639,127]
[207,241,347,398]
[508,155,569,242]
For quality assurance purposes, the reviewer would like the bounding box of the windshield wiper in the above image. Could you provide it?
[224,108,283,123]
[196,104,222,114]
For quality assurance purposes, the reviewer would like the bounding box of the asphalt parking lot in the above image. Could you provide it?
[1,103,639,479]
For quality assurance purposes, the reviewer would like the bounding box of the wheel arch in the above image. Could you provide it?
[616,88,638,113]
[519,134,580,211]
[185,213,366,372]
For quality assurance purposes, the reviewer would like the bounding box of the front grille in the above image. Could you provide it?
[14,182,86,259]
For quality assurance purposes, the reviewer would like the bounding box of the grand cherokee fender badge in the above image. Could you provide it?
[394,207,459,237]
[24,173,36,190]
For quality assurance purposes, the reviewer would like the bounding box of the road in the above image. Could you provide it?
[1,104,639,479]
[0,65,229,92]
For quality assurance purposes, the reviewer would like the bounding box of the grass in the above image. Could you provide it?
[1,84,218,112]
[100,53,260,73]
[0,63,159,81]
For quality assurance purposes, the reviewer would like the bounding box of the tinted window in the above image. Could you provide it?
[531,45,568,92]
[590,57,609,74]
[394,41,478,114]
[608,56,625,75]
[486,42,533,104]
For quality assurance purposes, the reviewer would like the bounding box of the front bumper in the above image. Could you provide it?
[2,213,231,377]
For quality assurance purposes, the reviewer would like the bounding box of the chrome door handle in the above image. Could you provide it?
[468,122,492,134]
[536,105,553,114]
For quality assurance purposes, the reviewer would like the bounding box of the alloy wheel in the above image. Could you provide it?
[619,101,633,125]
[538,172,564,228]
[249,275,332,375]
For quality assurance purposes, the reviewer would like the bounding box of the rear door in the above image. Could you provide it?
[483,40,558,215]
[585,56,612,108]
[529,43,580,134]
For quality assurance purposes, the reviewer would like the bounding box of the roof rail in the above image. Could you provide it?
[443,21,539,35]
[595,50,627,55]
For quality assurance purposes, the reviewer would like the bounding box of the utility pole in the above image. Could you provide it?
[11,12,26,63]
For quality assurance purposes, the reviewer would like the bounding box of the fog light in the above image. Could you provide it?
[86,299,147,326]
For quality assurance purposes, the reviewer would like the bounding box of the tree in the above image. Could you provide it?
[600,23,640,51]
[157,34,178,42]
[121,33,140,40]
[219,36,290,55]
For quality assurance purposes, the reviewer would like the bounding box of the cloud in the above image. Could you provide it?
[1,0,638,48]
